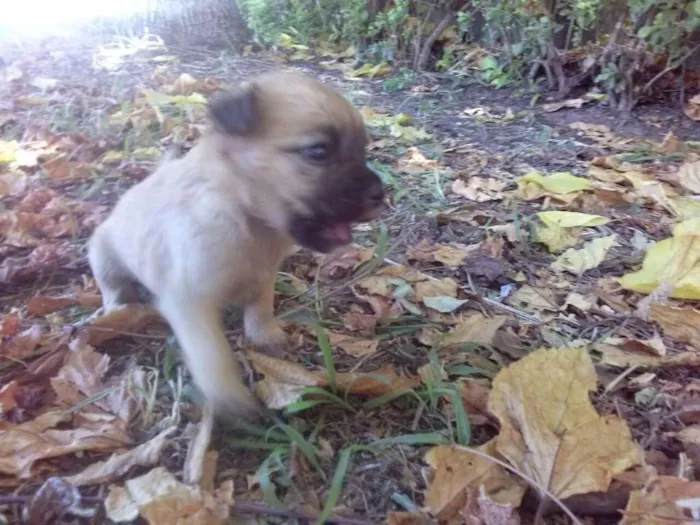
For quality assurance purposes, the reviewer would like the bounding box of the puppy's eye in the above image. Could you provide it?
[300,144,329,162]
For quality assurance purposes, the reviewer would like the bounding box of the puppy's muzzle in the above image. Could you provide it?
[289,164,387,253]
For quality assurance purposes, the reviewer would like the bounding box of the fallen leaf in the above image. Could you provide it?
[27,293,102,315]
[535,224,581,253]
[517,171,592,200]
[507,285,558,316]
[66,427,177,486]
[248,351,420,408]
[341,312,377,335]
[25,477,96,524]
[684,93,700,121]
[328,331,379,357]
[423,296,469,313]
[551,235,616,274]
[424,440,526,520]
[422,313,506,348]
[452,177,507,202]
[414,278,459,301]
[648,304,700,348]
[620,476,700,524]
[619,219,700,300]
[537,211,610,228]
[0,323,43,359]
[0,411,131,478]
[460,485,521,525]
[80,304,165,346]
[678,160,700,194]
[318,244,374,280]
[407,240,476,266]
[104,466,233,524]
[348,62,391,78]
[489,347,643,500]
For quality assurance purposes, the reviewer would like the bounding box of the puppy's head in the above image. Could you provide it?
[207,71,386,253]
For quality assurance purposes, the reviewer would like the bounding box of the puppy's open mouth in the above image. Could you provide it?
[322,222,353,245]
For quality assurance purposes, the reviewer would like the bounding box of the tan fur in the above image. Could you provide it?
[87,71,384,417]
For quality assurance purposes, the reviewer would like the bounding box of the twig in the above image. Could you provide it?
[383,258,544,325]
[642,41,700,95]
[0,495,375,525]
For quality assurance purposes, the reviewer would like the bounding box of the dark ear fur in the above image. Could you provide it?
[209,84,256,135]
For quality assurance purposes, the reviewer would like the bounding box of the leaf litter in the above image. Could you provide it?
[1,25,700,525]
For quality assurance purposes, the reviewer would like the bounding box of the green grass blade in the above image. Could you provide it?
[315,324,337,394]
[317,446,355,525]
[277,423,321,471]
[373,432,449,447]
[451,390,471,446]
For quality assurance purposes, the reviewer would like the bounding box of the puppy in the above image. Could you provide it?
[87,70,386,417]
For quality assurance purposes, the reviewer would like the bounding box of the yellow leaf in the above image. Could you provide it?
[551,235,616,274]
[587,165,626,184]
[489,347,643,500]
[620,477,700,525]
[519,171,592,195]
[537,211,610,228]
[389,123,431,143]
[535,224,581,253]
[414,278,458,301]
[0,140,17,164]
[678,160,700,194]
[277,33,295,48]
[618,220,700,300]
[670,196,700,219]
[424,440,526,520]
[438,313,506,348]
[349,62,391,78]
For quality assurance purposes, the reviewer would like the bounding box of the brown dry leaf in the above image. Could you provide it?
[327,331,379,357]
[0,323,43,359]
[414,278,459,302]
[104,466,233,524]
[66,426,177,486]
[407,239,477,266]
[684,93,700,121]
[440,313,507,348]
[386,511,433,525]
[0,171,28,197]
[606,336,666,356]
[341,312,377,335]
[27,293,102,315]
[80,304,165,345]
[0,381,19,415]
[620,476,700,524]
[41,156,92,181]
[24,477,96,524]
[248,350,321,409]
[678,160,700,195]
[460,485,521,525]
[452,177,507,202]
[334,365,421,396]
[649,304,700,348]
[0,410,131,478]
[318,244,374,280]
[51,339,110,406]
[542,98,586,112]
[658,131,686,155]
[507,285,558,318]
[489,347,643,500]
[424,440,526,520]
[595,343,700,368]
[183,406,215,487]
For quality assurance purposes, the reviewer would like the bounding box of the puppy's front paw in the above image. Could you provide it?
[248,323,288,358]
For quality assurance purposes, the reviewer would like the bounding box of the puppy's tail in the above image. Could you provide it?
[157,295,262,418]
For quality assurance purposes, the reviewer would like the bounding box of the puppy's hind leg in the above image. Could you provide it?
[88,227,141,312]
[157,294,263,418]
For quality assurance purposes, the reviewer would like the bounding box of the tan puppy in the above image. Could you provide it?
[88,71,386,417]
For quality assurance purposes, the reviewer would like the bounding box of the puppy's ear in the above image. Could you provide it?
[208,84,257,136]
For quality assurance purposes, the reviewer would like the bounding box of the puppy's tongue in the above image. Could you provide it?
[328,222,352,244]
